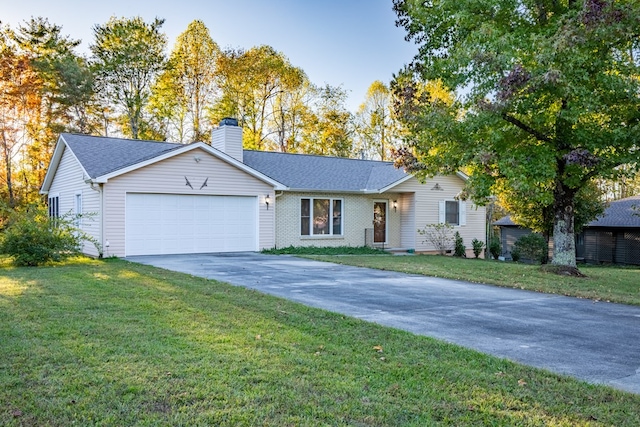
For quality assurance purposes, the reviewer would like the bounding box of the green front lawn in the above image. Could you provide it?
[1,257,639,426]
[304,254,640,306]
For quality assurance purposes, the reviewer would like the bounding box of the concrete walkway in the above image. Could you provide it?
[127,252,640,394]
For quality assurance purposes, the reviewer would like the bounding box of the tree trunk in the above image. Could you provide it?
[552,182,577,267]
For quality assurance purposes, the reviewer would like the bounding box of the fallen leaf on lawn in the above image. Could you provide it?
[12,410,22,418]
[379,357,386,361]
[314,351,321,356]
[373,345,383,352]
[518,379,527,386]
[495,371,506,377]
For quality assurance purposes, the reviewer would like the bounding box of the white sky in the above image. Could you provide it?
[2,0,419,111]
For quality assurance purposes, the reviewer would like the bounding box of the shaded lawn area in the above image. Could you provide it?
[303,254,640,306]
[1,257,639,426]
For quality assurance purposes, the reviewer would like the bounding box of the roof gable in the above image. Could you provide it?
[62,133,180,178]
[42,133,284,192]
[42,133,467,195]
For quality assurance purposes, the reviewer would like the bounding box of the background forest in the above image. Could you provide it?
[0,17,403,213]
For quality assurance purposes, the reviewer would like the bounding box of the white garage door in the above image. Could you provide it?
[126,193,258,256]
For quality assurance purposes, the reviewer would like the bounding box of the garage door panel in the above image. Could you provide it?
[126,194,257,256]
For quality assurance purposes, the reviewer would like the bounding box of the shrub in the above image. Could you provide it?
[418,223,454,255]
[514,233,548,264]
[471,238,484,258]
[489,235,501,260]
[262,246,388,255]
[510,248,521,262]
[453,231,466,257]
[0,205,84,266]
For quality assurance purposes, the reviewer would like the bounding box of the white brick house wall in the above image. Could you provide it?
[274,192,403,249]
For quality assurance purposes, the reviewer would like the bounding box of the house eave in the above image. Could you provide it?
[40,134,93,194]
[93,142,286,189]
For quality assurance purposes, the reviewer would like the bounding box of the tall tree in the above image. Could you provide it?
[300,85,354,157]
[14,18,95,193]
[354,81,398,160]
[148,20,219,143]
[91,17,167,139]
[0,27,39,207]
[212,45,305,150]
[392,0,640,268]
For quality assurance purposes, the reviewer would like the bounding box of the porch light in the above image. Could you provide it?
[392,200,398,212]
[265,194,271,210]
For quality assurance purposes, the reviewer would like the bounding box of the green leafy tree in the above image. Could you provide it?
[300,84,354,157]
[267,70,310,152]
[212,45,306,150]
[0,27,38,208]
[13,18,95,197]
[355,81,399,160]
[91,17,167,139]
[148,20,219,143]
[392,0,640,268]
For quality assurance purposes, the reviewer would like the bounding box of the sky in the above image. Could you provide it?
[2,0,419,112]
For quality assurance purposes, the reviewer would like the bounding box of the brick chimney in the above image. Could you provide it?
[211,117,243,162]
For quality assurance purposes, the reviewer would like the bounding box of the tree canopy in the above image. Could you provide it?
[392,0,640,267]
[90,17,167,139]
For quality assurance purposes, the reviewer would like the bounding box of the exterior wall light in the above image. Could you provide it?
[265,194,271,210]
[392,200,398,212]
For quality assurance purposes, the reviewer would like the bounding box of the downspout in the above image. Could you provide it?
[86,179,105,258]
[272,191,285,249]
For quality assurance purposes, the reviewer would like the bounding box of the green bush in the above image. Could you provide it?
[471,238,484,258]
[514,233,548,264]
[489,236,501,260]
[510,248,521,262]
[0,205,84,266]
[262,245,388,255]
[453,231,466,257]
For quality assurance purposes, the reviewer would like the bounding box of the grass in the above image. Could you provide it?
[302,254,640,306]
[1,257,639,426]
[262,245,389,255]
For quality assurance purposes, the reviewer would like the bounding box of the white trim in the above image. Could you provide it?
[47,193,60,218]
[373,199,389,244]
[377,175,414,193]
[74,191,83,227]
[441,199,465,227]
[93,142,286,190]
[379,171,469,193]
[299,196,344,237]
[40,135,92,194]
[460,201,467,226]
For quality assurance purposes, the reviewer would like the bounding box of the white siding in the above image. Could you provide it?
[393,175,486,255]
[47,146,101,257]
[399,193,416,249]
[103,147,274,257]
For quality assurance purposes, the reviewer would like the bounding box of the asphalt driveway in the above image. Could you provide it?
[127,252,640,394]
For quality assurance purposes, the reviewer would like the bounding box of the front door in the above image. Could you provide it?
[373,202,387,243]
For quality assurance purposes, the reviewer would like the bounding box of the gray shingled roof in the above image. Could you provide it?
[494,196,640,228]
[242,150,408,191]
[588,196,640,228]
[62,133,181,178]
[61,133,410,192]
